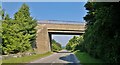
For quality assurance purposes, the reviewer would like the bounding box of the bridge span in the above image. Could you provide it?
[35,20,86,54]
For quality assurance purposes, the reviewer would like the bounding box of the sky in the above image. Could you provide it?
[2,2,87,22]
[2,2,87,46]
[52,35,79,47]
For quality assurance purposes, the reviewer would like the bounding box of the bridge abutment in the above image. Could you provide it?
[36,24,51,54]
[35,22,85,54]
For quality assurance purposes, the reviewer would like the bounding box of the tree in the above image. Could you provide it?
[51,39,62,52]
[0,6,5,20]
[2,14,15,54]
[66,36,78,51]
[73,36,84,51]
[14,3,37,50]
[2,3,37,54]
[0,6,2,54]
[83,2,120,63]
[66,36,83,51]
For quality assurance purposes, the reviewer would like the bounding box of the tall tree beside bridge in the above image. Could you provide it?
[14,3,37,51]
[2,4,37,54]
[83,2,120,63]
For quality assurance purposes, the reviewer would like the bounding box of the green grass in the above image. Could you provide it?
[74,50,105,64]
[0,60,2,65]
[2,52,52,65]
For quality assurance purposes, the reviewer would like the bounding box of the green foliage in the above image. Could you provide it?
[66,36,83,51]
[73,36,84,52]
[0,6,4,20]
[74,50,104,64]
[66,36,77,51]
[51,39,62,52]
[0,6,2,54]
[2,3,37,54]
[83,2,120,63]
[14,3,37,49]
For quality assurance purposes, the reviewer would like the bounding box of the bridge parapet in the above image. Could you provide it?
[38,20,86,25]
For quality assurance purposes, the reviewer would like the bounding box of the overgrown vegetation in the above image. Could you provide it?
[74,50,104,64]
[51,39,62,52]
[1,4,37,55]
[82,2,120,63]
[66,36,83,52]
[66,2,120,63]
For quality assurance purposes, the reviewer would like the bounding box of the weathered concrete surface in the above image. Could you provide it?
[36,21,85,54]
[36,24,51,54]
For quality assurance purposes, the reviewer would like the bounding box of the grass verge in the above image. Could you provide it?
[74,50,105,65]
[2,52,52,65]
[0,60,2,65]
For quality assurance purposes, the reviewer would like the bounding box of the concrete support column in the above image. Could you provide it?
[36,25,51,54]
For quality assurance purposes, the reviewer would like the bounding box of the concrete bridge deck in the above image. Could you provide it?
[35,21,85,54]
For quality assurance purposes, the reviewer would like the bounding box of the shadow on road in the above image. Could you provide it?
[59,54,75,63]
[59,54,80,65]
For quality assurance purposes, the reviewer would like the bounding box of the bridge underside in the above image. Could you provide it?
[48,31,84,51]
[36,23,85,54]
[48,29,84,35]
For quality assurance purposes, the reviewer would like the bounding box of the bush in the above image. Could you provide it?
[66,36,84,52]
[51,39,62,52]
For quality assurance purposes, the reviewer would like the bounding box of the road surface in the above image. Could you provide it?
[27,50,80,65]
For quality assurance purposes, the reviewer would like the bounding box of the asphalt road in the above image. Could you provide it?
[27,50,80,65]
